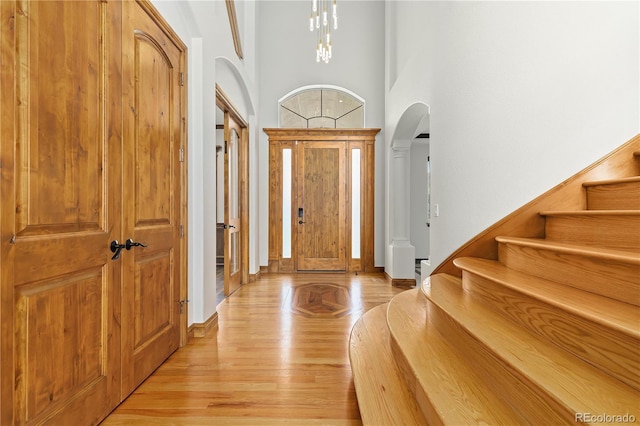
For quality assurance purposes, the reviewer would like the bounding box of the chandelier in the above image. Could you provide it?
[309,0,338,63]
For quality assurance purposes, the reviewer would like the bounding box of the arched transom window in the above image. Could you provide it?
[278,86,365,128]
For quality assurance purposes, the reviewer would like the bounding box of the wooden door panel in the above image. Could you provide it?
[2,0,122,424]
[134,249,172,348]
[16,270,104,421]
[297,142,346,271]
[122,0,182,396]
[133,35,173,226]
[16,0,103,235]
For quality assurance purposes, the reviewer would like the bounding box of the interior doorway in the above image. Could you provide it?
[215,105,225,306]
[410,134,430,279]
[215,86,249,305]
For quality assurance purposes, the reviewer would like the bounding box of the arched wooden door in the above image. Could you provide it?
[120,0,185,396]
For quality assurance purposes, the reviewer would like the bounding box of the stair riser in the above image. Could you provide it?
[586,182,640,210]
[349,304,429,425]
[427,299,572,424]
[498,243,640,306]
[389,338,444,426]
[544,214,640,250]
[462,271,640,392]
[389,287,526,425]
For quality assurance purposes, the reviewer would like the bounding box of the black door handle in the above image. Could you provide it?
[222,224,236,229]
[298,220,305,224]
[125,238,147,250]
[110,240,126,260]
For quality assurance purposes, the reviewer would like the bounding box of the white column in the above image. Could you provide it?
[387,139,415,280]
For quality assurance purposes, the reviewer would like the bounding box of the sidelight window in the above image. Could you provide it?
[282,148,292,258]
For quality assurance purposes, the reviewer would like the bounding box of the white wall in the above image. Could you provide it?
[256,1,386,267]
[386,1,639,275]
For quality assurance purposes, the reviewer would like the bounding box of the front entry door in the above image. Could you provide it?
[224,114,243,295]
[296,142,347,271]
[121,0,183,396]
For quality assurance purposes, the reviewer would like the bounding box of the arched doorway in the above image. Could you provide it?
[387,102,430,285]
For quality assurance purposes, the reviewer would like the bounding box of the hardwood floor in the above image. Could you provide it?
[216,265,225,307]
[102,273,408,425]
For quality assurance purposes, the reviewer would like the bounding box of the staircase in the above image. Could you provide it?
[349,139,640,425]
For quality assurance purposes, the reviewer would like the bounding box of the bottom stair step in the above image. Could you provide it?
[387,289,526,425]
[424,273,640,424]
[349,302,426,425]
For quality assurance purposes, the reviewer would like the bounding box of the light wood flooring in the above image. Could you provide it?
[102,273,408,425]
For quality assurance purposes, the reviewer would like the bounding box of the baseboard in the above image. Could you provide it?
[391,278,416,288]
[384,271,416,288]
[188,311,219,341]
[249,270,261,282]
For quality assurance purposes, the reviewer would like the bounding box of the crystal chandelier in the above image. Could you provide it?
[309,0,338,63]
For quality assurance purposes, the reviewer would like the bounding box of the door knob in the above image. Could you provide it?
[222,224,236,229]
[125,238,147,250]
[110,240,126,260]
[298,220,306,224]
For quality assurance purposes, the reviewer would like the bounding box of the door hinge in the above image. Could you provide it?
[179,147,184,162]
[179,72,184,86]
[224,141,228,154]
[180,224,184,238]
[179,299,190,314]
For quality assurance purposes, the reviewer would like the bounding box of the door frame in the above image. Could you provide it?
[216,85,250,288]
[264,128,380,273]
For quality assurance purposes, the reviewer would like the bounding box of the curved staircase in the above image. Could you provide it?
[350,136,640,425]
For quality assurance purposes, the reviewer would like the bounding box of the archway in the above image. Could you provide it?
[387,102,430,284]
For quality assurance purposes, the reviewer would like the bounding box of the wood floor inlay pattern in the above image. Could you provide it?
[290,283,354,318]
[102,273,406,425]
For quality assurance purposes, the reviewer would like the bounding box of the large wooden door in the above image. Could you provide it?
[223,115,243,295]
[265,129,378,273]
[121,0,184,396]
[0,1,122,424]
[296,142,347,271]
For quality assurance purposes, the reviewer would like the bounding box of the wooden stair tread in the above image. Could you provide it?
[348,303,426,426]
[539,209,640,216]
[387,289,524,425]
[422,274,640,417]
[583,176,640,187]
[453,256,640,338]
[495,236,640,264]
